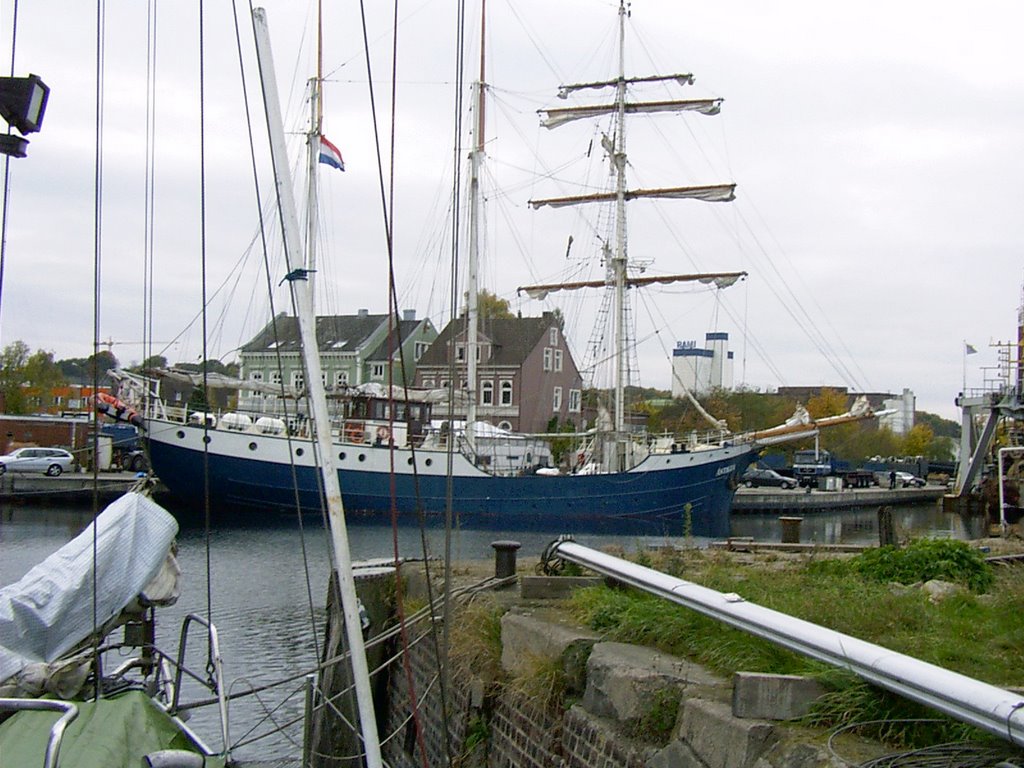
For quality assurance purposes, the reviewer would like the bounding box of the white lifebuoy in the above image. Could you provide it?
[377,426,390,443]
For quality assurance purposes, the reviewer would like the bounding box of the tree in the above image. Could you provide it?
[901,424,934,458]
[140,354,169,370]
[0,341,31,413]
[0,342,65,414]
[476,290,514,320]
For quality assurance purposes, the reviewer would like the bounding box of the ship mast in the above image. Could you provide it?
[611,0,628,465]
[253,11,383,767]
[304,1,323,299]
[524,0,736,469]
[465,0,486,433]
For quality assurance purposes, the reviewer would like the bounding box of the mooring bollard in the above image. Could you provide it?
[491,540,522,579]
[779,516,803,544]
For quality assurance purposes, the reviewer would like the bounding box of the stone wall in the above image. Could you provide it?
[381,598,852,768]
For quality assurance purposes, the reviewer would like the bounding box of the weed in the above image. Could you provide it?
[625,687,681,745]
[843,538,994,592]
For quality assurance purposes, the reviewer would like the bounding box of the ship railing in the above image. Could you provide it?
[0,698,78,768]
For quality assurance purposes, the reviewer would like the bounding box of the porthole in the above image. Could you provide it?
[296,448,304,457]
[407,457,414,465]
[358,454,366,462]
[339,452,346,461]
[202,436,211,444]
[425,458,433,467]
[249,442,257,451]
[176,430,185,439]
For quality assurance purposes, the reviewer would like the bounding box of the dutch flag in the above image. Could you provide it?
[319,136,345,172]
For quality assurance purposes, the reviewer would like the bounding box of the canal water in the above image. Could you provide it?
[0,498,985,761]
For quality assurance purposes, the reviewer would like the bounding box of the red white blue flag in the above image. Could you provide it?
[319,136,345,172]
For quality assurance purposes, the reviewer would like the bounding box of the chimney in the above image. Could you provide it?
[358,308,369,318]
[403,309,417,321]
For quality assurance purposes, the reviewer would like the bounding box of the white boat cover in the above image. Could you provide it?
[0,492,179,686]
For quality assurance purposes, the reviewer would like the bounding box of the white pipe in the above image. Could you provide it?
[252,10,382,767]
[549,539,1024,745]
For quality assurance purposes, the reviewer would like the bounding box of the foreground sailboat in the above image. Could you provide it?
[121,2,877,536]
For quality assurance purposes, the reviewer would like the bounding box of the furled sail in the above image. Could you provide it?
[529,183,736,210]
[557,73,695,99]
[541,98,722,129]
[518,271,747,301]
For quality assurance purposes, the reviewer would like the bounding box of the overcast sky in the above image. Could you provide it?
[1,0,1021,422]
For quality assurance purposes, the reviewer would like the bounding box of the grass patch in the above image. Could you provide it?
[449,595,506,682]
[567,542,1024,747]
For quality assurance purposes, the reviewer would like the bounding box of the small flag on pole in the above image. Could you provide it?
[319,136,345,172]
[965,342,978,355]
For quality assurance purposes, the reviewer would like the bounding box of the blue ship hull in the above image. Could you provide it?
[147,421,755,537]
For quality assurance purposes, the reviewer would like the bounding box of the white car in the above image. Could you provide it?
[0,447,75,476]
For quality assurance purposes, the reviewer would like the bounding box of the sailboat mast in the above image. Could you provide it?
[305,1,323,298]
[252,10,383,767]
[612,0,628,464]
[466,0,486,430]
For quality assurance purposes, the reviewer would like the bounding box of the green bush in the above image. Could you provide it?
[847,538,994,592]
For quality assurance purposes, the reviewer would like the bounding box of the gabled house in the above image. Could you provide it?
[239,309,437,407]
[413,311,584,433]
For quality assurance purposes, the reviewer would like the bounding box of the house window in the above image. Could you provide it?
[371,363,385,379]
[543,348,552,371]
[423,378,435,388]
[250,371,264,382]
[553,386,562,412]
[549,327,558,346]
[480,380,494,405]
[455,344,465,361]
[569,388,581,413]
[270,370,282,385]
[554,349,563,372]
[500,380,513,405]
[335,370,349,388]
[440,379,450,390]
[321,372,328,387]
[414,341,429,360]
[291,370,304,390]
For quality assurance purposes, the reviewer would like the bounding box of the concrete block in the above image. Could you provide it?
[645,739,706,768]
[519,575,603,599]
[678,697,777,768]
[731,672,826,720]
[499,610,599,677]
[582,642,726,721]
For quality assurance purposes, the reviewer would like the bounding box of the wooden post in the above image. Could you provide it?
[878,506,895,547]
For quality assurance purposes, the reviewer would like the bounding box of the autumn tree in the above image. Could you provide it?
[475,290,514,320]
[0,342,65,414]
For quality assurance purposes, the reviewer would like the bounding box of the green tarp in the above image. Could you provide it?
[0,690,226,768]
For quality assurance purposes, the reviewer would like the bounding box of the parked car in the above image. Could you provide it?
[741,467,798,490]
[0,447,75,476]
[894,471,926,488]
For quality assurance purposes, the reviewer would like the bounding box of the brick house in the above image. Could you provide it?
[413,311,584,433]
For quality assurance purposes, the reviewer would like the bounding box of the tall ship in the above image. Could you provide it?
[117,1,873,534]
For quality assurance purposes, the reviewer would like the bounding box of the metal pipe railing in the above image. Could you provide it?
[548,538,1024,745]
[0,698,79,768]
